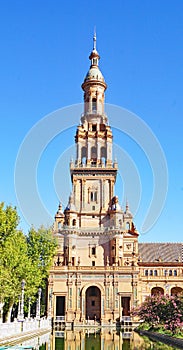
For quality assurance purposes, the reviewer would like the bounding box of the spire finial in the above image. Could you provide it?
[93,27,96,50]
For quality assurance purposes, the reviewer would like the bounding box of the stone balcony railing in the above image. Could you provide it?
[54,226,125,236]
[70,161,118,170]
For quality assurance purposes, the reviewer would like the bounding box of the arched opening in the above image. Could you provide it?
[92,98,97,112]
[81,147,87,165]
[72,219,76,226]
[91,146,97,165]
[171,287,183,296]
[86,286,101,321]
[126,222,130,230]
[101,146,106,164]
[151,287,164,296]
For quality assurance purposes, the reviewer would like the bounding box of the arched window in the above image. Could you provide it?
[126,222,130,230]
[149,270,153,276]
[91,191,97,202]
[72,219,76,226]
[58,222,61,229]
[81,147,87,165]
[169,270,172,276]
[91,146,97,159]
[91,247,96,255]
[145,270,148,276]
[101,146,106,164]
[171,287,183,296]
[92,58,98,65]
[91,146,97,165]
[174,270,177,276]
[92,98,97,112]
[151,287,164,296]
[154,270,158,276]
[100,124,105,131]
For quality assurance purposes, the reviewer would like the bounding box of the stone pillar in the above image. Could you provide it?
[81,293,85,321]
[73,179,77,206]
[118,294,122,322]
[102,180,105,209]
[97,140,100,163]
[89,95,92,113]
[132,280,138,308]
[87,141,91,164]
[110,180,114,198]
[82,179,86,210]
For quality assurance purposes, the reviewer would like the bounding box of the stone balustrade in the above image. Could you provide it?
[0,317,51,340]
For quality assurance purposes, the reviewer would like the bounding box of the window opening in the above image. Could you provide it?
[92,98,97,112]
[92,247,96,255]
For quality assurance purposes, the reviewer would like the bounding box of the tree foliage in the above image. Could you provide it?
[0,202,57,320]
[132,293,183,334]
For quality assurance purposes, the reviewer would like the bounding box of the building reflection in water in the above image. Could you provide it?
[20,329,175,350]
[51,329,148,350]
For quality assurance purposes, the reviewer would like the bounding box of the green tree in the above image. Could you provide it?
[0,203,57,321]
[0,202,19,242]
[26,226,57,313]
[0,229,30,321]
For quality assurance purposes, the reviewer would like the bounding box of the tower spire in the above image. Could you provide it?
[93,27,96,50]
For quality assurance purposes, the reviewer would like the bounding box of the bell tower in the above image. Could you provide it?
[50,35,140,327]
[69,33,118,228]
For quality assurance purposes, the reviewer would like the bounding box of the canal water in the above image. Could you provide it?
[19,329,178,350]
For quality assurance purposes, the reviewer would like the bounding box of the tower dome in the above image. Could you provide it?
[82,32,107,91]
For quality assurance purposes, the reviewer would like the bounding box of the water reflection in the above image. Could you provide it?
[51,329,176,350]
[19,330,176,350]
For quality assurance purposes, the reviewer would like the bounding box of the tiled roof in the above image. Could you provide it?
[138,243,183,263]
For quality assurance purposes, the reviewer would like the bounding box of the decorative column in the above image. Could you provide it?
[87,140,91,164]
[132,273,138,308]
[102,180,105,209]
[89,95,92,113]
[118,294,122,322]
[49,289,53,318]
[113,277,119,321]
[97,140,100,163]
[18,279,25,321]
[82,179,86,210]
[81,292,85,321]
[110,180,114,198]
[73,179,77,206]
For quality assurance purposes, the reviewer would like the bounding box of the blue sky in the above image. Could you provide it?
[1,0,183,242]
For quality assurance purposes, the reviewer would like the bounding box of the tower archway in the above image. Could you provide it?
[86,286,101,321]
[151,287,164,296]
[171,287,183,296]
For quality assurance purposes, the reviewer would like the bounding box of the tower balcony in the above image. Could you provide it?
[70,160,118,170]
[54,226,125,236]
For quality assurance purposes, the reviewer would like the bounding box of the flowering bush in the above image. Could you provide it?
[132,293,183,334]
